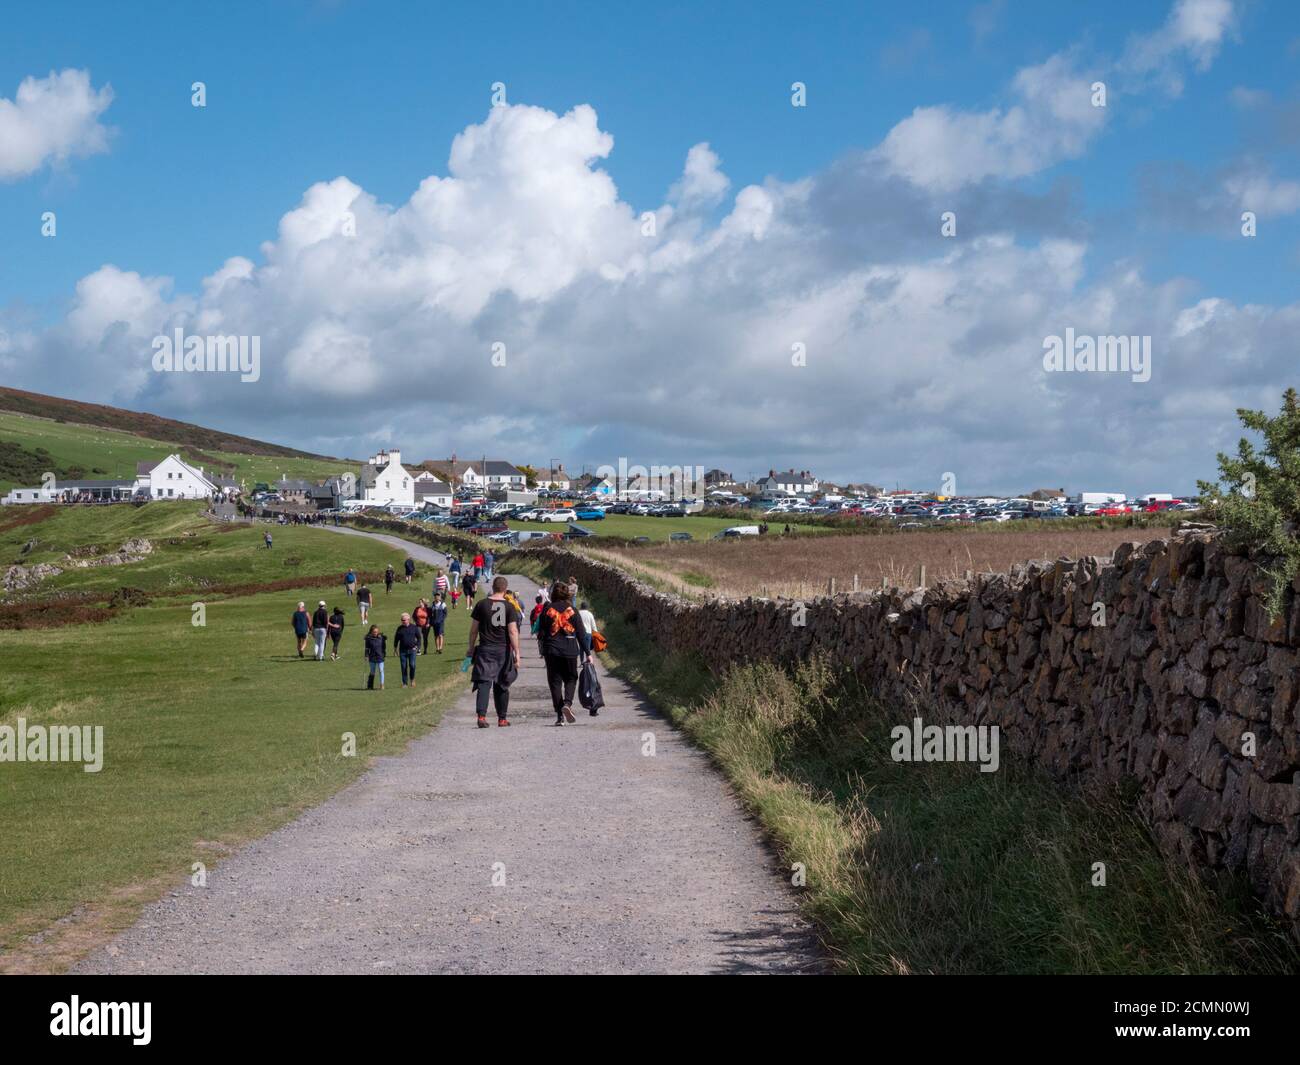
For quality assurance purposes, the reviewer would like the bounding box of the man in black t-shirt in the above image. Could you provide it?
[465,576,522,727]
[461,570,478,609]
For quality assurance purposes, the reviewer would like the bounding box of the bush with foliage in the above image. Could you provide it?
[1197,387,1300,617]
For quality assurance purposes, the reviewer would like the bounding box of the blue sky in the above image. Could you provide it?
[2,0,1299,493]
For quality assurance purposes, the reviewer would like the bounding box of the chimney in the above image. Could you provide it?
[389,449,401,468]
[768,469,775,478]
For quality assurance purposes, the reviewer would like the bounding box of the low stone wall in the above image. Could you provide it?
[514,535,1300,930]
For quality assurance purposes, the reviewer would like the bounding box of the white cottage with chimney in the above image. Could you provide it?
[360,449,416,507]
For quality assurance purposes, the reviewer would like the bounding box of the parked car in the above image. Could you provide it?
[669,532,694,542]
[536,509,578,523]
[467,520,508,535]
[563,524,596,539]
[573,507,606,520]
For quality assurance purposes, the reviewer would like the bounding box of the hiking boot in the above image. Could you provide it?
[563,705,576,724]
[476,715,489,728]
[589,709,599,716]
[497,718,511,727]
[554,714,565,726]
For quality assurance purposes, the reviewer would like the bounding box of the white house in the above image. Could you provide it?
[414,471,453,509]
[1,484,58,505]
[360,449,416,507]
[446,459,526,490]
[135,455,218,500]
[535,465,571,491]
[757,469,819,498]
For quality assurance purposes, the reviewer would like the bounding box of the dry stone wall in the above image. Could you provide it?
[515,534,1300,931]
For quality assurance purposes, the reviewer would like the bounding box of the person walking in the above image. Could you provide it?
[357,583,372,623]
[472,551,485,579]
[265,530,273,550]
[311,600,330,661]
[327,605,346,660]
[394,613,422,687]
[536,581,588,725]
[529,594,545,631]
[433,567,449,599]
[448,555,462,588]
[404,556,416,584]
[291,601,310,657]
[364,624,387,690]
[414,598,433,654]
[430,592,447,653]
[567,576,578,603]
[384,564,395,594]
[578,600,599,656]
[344,567,356,597]
[461,569,478,610]
[465,576,522,727]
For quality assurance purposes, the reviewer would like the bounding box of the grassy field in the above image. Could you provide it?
[506,512,828,543]
[1,503,419,600]
[0,410,355,494]
[0,522,471,970]
[595,523,1170,598]
[515,554,1298,975]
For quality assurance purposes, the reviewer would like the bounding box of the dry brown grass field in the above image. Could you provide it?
[594,524,1170,599]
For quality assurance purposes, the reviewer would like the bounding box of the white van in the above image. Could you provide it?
[713,525,761,539]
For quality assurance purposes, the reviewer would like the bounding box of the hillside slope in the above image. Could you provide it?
[0,389,355,494]
[0,386,336,460]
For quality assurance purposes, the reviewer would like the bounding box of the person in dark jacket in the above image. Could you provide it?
[291,601,310,658]
[404,556,416,584]
[364,625,387,690]
[394,612,422,687]
[311,600,330,660]
[384,564,395,594]
[327,606,346,660]
[535,581,588,725]
[466,576,522,727]
[430,592,447,653]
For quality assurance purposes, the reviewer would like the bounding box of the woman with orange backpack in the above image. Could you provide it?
[535,581,589,726]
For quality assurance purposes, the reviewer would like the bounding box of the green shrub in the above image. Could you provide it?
[1198,387,1300,617]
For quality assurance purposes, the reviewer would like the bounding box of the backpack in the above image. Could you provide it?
[591,630,608,653]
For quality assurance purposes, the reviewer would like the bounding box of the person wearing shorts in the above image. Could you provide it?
[462,570,478,609]
[431,592,447,653]
[357,584,372,622]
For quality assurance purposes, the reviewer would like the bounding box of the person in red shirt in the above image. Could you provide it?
[529,594,545,629]
[472,552,485,578]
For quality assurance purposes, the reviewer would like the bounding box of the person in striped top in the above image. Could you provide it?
[433,567,449,599]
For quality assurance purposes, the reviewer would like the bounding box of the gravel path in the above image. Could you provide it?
[74,526,824,974]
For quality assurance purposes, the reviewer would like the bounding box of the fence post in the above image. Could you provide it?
[918,564,926,589]
[828,576,836,596]
[853,573,859,592]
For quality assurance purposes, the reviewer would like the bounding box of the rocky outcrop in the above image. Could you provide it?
[515,534,1300,933]
[4,537,154,593]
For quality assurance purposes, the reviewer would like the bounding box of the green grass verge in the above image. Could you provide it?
[2,503,414,599]
[551,570,1299,975]
[0,527,472,968]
